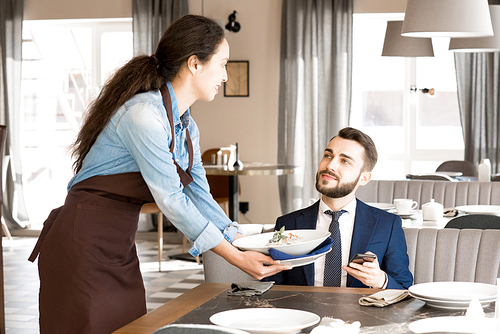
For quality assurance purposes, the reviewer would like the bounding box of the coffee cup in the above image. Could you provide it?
[393,199,418,214]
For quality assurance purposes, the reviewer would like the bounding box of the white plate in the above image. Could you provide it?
[408,292,496,310]
[367,202,395,211]
[232,230,330,256]
[279,249,331,268]
[429,171,463,177]
[209,308,320,334]
[389,209,419,218]
[409,316,500,333]
[408,282,497,302]
[455,205,500,216]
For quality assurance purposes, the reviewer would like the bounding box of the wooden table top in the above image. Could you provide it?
[113,282,494,334]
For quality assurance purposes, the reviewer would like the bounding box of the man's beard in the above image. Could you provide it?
[315,170,360,199]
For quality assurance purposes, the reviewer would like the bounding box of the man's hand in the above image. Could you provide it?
[211,239,292,280]
[343,251,386,288]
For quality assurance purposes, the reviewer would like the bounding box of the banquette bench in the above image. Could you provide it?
[203,228,500,285]
[355,180,500,209]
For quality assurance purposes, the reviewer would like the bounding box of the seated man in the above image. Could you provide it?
[265,127,413,289]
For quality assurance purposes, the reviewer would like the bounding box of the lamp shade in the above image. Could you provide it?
[382,21,434,57]
[450,5,500,52]
[402,0,493,38]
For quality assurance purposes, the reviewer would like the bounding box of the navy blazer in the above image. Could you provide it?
[264,199,413,289]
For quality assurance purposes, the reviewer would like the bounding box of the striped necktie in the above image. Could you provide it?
[323,209,346,287]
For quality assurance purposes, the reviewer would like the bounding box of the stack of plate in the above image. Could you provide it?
[408,281,497,309]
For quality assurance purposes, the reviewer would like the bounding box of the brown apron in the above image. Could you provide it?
[29,84,193,334]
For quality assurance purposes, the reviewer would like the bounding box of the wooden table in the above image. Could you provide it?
[113,282,495,333]
[204,163,297,221]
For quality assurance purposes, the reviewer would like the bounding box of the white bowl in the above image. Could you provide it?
[232,229,330,256]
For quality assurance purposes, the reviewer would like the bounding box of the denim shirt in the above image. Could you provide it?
[68,82,242,257]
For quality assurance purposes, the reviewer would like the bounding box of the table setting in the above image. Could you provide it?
[149,280,498,334]
[116,227,500,334]
[115,223,499,334]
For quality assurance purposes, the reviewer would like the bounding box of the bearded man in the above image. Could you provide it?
[264,127,413,289]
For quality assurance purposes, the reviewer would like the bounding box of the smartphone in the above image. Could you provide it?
[348,253,377,269]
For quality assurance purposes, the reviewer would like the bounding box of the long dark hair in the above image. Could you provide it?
[71,15,225,173]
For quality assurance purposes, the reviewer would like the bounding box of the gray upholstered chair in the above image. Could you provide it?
[445,214,500,230]
[403,228,500,285]
[356,180,500,210]
[203,224,268,283]
[204,227,500,286]
[436,160,478,177]
[203,250,255,283]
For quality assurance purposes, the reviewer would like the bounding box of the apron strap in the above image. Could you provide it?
[28,206,63,262]
[160,84,193,187]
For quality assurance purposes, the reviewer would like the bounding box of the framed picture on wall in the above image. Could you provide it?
[224,61,249,97]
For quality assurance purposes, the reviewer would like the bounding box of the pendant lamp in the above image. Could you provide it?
[382,21,434,57]
[450,5,500,52]
[402,0,493,38]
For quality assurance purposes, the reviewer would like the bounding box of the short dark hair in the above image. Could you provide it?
[333,127,378,172]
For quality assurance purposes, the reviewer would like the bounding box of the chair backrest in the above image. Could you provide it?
[202,251,255,283]
[445,214,500,230]
[356,180,500,209]
[403,228,500,285]
[203,224,265,283]
[204,226,500,286]
[201,149,230,202]
[436,160,478,177]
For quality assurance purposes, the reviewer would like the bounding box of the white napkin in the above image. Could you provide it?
[359,289,409,307]
[309,317,361,334]
[465,297,485,319]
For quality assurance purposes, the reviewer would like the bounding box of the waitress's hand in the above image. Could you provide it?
[211,239,292,280]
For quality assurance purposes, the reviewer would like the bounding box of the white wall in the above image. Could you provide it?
[189,0,283,225]
[354,0,406,13]
[24,0,132,20]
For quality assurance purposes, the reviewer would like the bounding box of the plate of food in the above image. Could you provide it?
[210,308,320,334]
[232,227,330,256]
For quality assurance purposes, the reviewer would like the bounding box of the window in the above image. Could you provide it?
[21,19,132,226]
[350,14,464,180]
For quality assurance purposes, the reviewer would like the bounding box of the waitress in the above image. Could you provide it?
[29,15,289,334]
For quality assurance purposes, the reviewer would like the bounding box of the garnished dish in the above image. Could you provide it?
[232,229,330,256]
[266,227,303,246]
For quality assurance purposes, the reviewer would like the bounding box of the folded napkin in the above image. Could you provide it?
[359,289,409,307]
[226,281,274,296]
[268,237,333,261]
[310,317,361,334]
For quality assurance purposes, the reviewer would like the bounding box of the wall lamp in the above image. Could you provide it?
[410,86,436,97]
[225,11,241,33]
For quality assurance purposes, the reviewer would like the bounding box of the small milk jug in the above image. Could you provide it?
[422,199,443,221]
[478,159,491,182]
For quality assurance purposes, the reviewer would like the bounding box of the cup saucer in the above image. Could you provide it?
[390,209,418,218]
